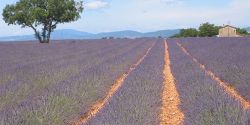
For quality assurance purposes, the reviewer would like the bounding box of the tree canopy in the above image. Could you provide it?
[237,28,249,36]
[2,0,83,43]
[180,28,199,37]
[198,22,219,37]
[171,23,220,38]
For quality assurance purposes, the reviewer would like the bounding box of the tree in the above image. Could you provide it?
[170,28,198,38]
[180,28,198,37]
[199,22,219,37]
[2,0,83,43]
[236,28,249,36]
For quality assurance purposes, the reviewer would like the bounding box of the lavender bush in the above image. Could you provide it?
[0,39,131,110]
[168,39,248,125]
[87,39,164,125]
[1,37,249,125]
[178,37,250,100]
[0,38,154,125]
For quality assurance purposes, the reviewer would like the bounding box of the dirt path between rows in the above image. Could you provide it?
[160,41,184,125]
[177,42,250,110]
[70,42,156,125]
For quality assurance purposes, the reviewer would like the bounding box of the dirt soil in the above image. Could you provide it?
[70,43,156,125]
[160,41,184,125]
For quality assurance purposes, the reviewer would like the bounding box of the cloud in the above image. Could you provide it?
[160,0,183,5]
[1,0,250,36]
[118,0,250,30]
[229,0,250,10]
[85,1,108,10]
[135,0,183,5]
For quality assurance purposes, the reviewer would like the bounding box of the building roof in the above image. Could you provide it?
[220,25,237,29]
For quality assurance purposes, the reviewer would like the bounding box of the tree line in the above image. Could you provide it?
[171,22,249,38]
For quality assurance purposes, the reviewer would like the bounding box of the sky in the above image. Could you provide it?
[0,0,250,37]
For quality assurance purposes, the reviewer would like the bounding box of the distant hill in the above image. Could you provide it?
[51,29,94,39]
[143,29,180,37]
[0,29,180,41]
[95,30,143,39]
[245,27,250,32]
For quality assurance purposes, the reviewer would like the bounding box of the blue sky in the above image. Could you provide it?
[0,0,250,37]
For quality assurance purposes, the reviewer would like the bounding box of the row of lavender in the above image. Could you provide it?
[0,39,124,81]
[0,39,155,125]
[168,39,249,125]
[0,39,132,111]
[86,39,165,125]
[178,37,250,100]
[0,39,123,92]
[0,39,129,125]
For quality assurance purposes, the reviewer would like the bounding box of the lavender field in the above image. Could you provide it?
[0,38,155,124]
[86,39,165,125]
[178,37,250,100]
[168,39,248,125]
[0,38,249,125]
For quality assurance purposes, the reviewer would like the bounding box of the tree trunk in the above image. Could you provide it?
[36,32,44,43]
[29,21,55,44]
[47,31,51,43]
[42,25,47,43]
[46,21,53,43]
[31,26,42,43]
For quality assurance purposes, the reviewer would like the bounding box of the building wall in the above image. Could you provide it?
[219,26,238,37]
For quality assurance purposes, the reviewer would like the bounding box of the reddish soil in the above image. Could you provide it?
[160,41,184,125]
[70,43,156,125]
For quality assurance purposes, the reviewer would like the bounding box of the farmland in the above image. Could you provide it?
[0,37,250,125]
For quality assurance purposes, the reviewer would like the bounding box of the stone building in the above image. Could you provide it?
[219,25,238,37]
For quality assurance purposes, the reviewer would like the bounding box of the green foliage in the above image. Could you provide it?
[180,28,199,37]
[171,22,221,38]
[199,22,219,37]
[236,28,249,36]
[170,28,198,38]
[2,0,83,43]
